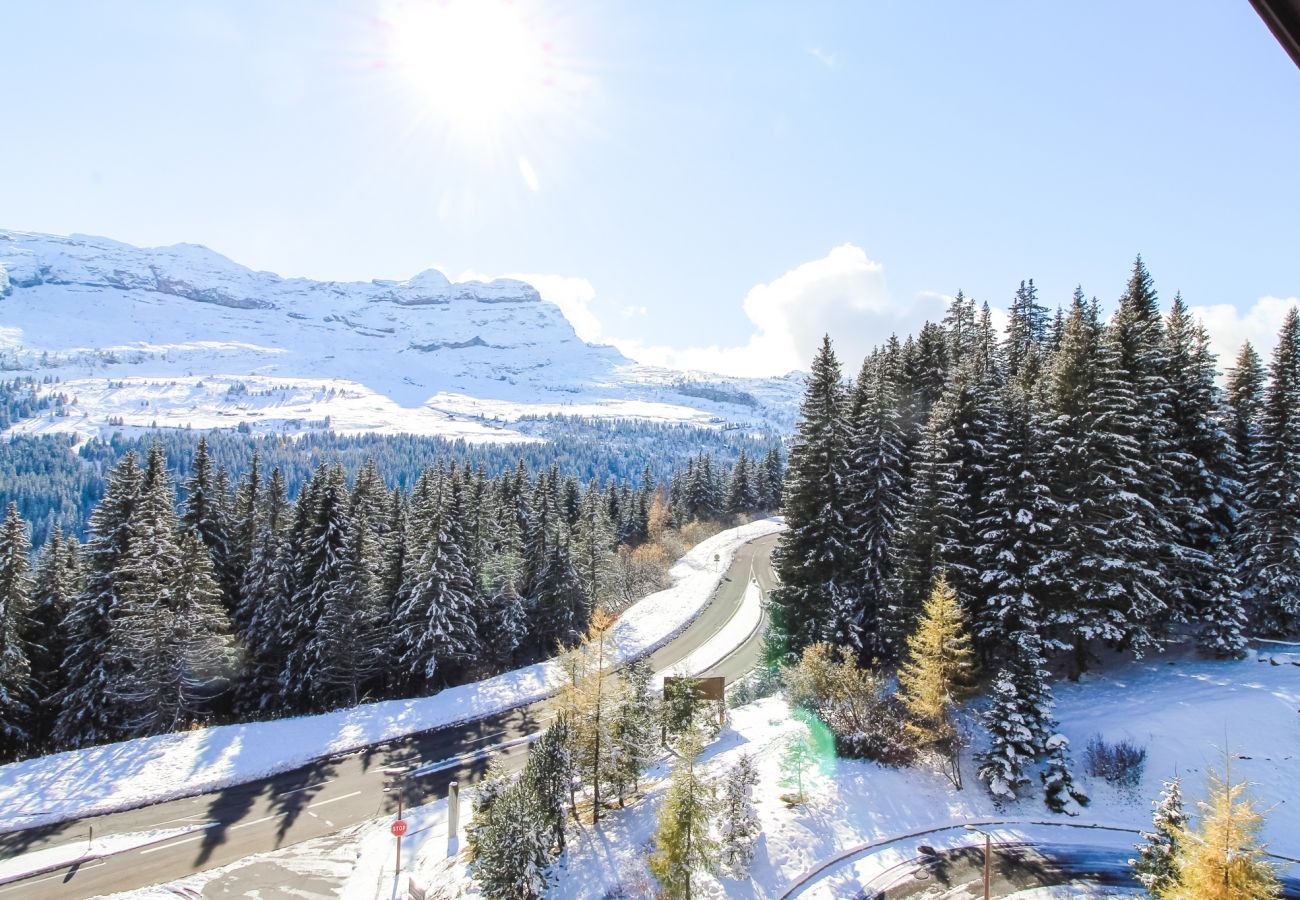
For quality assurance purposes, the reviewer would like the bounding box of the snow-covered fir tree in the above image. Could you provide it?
[1040,732,1088,814]
[181,436,234,610]
[0,503,33,759]
[609,657,658,805]
[24,525,82,746]
[1131,774,1186,895]
[314,509,386,707]
[718,752,761,879]
[1226,341,1266,481]
[649,730,719,900]
[770,336,852,662]
[1242,306,1300,634]
[976,628,1054,801]
[54,451,142,748]
[842,346,907,663]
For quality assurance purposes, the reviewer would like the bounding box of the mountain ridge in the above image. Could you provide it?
[0,229,799,442]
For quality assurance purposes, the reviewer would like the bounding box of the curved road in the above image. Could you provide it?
[0,533,779,899]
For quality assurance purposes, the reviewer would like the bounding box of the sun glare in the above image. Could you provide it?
[387,0,551,136]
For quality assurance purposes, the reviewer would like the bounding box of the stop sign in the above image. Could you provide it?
[391,820,408,837]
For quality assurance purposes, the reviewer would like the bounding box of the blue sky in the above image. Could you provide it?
[2,1,1297,375]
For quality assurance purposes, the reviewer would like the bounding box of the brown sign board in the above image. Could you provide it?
[663,675,726,702]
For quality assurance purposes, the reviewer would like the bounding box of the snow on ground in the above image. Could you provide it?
[394,645,1300,899]
[0,519,784,835]
[0,824,209,886]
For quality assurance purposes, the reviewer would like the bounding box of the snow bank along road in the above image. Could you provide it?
[0,529,780,899]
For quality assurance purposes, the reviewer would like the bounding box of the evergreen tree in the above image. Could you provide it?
[1131,775,1186,895]
[1040,733,1089,814]
[228,450,262,608]
[0,503,33,758]
[1242,307,1300,634]
[524,714,574,852]
[556,611,620,821]
[973,362,1059,659]
[181,437,234,609]
[280,464,350,710]
[54,451,142,748]
[532,540,588,654]
[717,753,760,879]
[113,448,231,735]
[976,629,1054,801]
[1162,765,1281,899]
[897,574,976,787]
[314,510,386,707]
[24,525,81,746]
[468,769,553,900]
[1006,278,1050,376]
[1226,342,1266,481]
[1044,290,1167,673]
[648,731,718,900]
[396,506,479,687]
[572,481,615,613]
[770,336,851,662]
[842,349,907,663]
[610,657,658,805]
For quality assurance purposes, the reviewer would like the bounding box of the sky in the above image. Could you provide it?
[2,1,1297,377]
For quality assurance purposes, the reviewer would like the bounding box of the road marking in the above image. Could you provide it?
[307,790,361,810]
[138,823,220,855]
[230,811,289,830]
[273,778,336,798]
[0,860,106,894]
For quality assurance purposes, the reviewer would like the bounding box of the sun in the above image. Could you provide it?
[386,0,552,137]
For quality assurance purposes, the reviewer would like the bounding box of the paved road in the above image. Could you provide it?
[848,841,1300,899]
[0,533,779,899]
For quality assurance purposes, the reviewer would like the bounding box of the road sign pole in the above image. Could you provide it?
[397,793,403,873]
[448,780,460,857]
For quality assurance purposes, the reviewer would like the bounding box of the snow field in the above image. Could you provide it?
[406,646,1300,898]
[0,518,784,836]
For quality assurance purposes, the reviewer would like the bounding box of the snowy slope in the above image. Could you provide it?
[0,230,802,441]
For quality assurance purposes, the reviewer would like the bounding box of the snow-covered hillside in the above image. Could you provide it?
[0,230,801,441]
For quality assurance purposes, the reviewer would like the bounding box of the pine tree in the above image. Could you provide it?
[609,657,658,806]
[280,464,350,711]
[718,753,761,878]
[1226,342,1266,481]
[1242,307,1300,634]
[24,526,81,747]
[976,628,1054,801]
[1006,278,1050,376]
[0,503,33,759]
[1164,294,1241,631]
[395,506,479,688]
[227,450,262,610]
[55,451,142,748]
[897,574,976,787]
[649,730,718,900]
[1162,765,1281,899]
[1131,775,1186,895]
[572,481,615,614]
[236,469,293,713]
[113,448,231,735]
[532,540,588,654]
[1040,733,1089,814]
[1043,289,1167,674]
[468,769,553,900]
[314,510,386,707]
[973,362,1059,659]
[181,436,234,609]
[524,714,574,852]
[842,348,907,663]
[770,336,851,661]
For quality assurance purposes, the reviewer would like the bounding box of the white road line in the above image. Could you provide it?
[307,790,361,810]
[230,811,289,830]
[138,823,220,856]
[0,860,106,894]
[273,778,336,798]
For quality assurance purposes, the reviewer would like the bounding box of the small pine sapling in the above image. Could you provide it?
[1130,774,1185,895]
[718,753,761,878]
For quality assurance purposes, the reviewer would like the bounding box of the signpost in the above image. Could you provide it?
[391,820,409,837]
[662,675,727,743]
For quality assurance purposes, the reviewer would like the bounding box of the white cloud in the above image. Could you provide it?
[621,305,648,318]
[456,268,601,341]
[1190,295,1299,363]
[612,244,946,378]
[808,47,838,68]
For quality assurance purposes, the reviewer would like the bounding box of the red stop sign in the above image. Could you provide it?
[391,820,408,837]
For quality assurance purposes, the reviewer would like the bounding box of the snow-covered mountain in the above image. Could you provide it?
[0,230,801,442]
